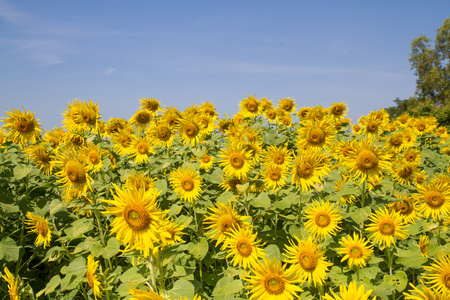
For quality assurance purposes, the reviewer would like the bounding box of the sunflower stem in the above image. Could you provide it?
[147,255,158,292]
[386,245,393,277]
[297,191,302,226]
[356,265,360,282]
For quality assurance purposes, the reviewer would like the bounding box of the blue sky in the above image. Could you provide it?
[1,0,449,130]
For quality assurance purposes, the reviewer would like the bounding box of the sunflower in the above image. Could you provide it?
[199,152,215,172]
[331,139,356,164]
[401,148,421,165]
[260,97,273,111]
[130,109,153,131]
[413,116,438,136]
[63,186,93,216]
[284,235,332,286]
[63,131,87,150]
[147,121,174,148]
[263,107,279,124]
[419,235,430,257]
[125,172,156,193]
[25,212,52,248]
[359,115,385,137]
[1,267,19,300]
[102,184,166,257]
[176,118,204,147]
[328,101,348,119]
[129,135,154,164]
[195,114,215,135]
[323,281,375,300]
[245,257,303,299]
[239,95,261,118]
[263,145,293,170]
[297,107,311,120]
[158,218,185,248]
[162,106,182,128]
[415,178,450,221]
[222,226,265,269]
[385,131,407,152]
[62,99,100,132]
[292,150,330,192]
[105,117,128,136]
[345,137,392,184]
[23,144,53,175]
[352,124,362,135]
[403,279,450,300]
[296,116,336,151]
[277,97,297,114]
[336,233,373,268]
[52,149,92,192]
[139,97,162,115]
[43,127,64,148]
[242,141,264,163]
[218,143,254,180]
[199,101,218,119]
[389,161,418,187]
[387,192,422,224]
[263,165,287,190]
[86,254,103,299]
[169,167,203,204]
[304,200,343,239]
[83,143,104,173]
[2,106,42,145]
[306,105,328,121]
[219,176,245,192]
[365,207,408,249]
[203,202,250,246]
[111,129,134,156]
[129,288,165,300]
[423,254,450,296]
[277,110,293,127]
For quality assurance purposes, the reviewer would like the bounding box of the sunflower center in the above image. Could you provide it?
[147,101,159,111]
[306,127,325,145]
[396,200,413,215]
[82,109,96,124]
[137,142,149,154]
[405,153,416,161]
[268,110,277,119]
[273,153,285,165]
[282,118,291,126]
[443,272,450,289]
[71,135,84,146]
[315,212,331,227]
[399,166,413,178]
[35,148,51,163]
[332,106,343,115]
[120,136,131,147]
[36,221,49,237]
[367,121,378,132]
[218,214,237,233]
[89,151,100,165]
[390,137,402,146]
[157,127,172,141]
[264,274,285,295]
[246,100,258,113]
[124,203,151,231]
[416,122,426,131]
[65,161,86,184]
[425,191,445,208]
[350,246,363,258]
[202,155,211,163]
[236,239,252,257]
[299,250,318,271]
[230,153,245,169]
[269,170,281,181]
[357,150,378,170]
[228,179,241,191]
[137,112,151,124]
[16,120,34,133]
[167,116,178,127]
[282,102,293,111]
[185,124,199,137]
[297,162,313,178]
[181,177,195,191]
[379,220,395,235]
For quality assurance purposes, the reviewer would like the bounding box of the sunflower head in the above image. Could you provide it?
[2,106,43,145]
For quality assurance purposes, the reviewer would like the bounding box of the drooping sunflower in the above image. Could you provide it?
[169,167,203,204]
[139,97,162,115]
[345,137,392,184]
[52,149,92,192]
[129,135,154,164]
[387,192,422,224]
[336,233,373,268]
[102,184,166,257]
[415,178,450,221]
[260,97,273,112]
[2,106,42,145]
[218,143,254,180]
[296,116,336,151]
[419,235,430,257]
[328,101,348,120]
[239,95,261,118]
[365,207,408,249]
[292,150,330,192]
[23,144,53,175]
[263,145,293,170]
[284,235,332,287]
[403,279,450,300]
[25,212,52,249]
[203,202,250,246]
[1,267,19,300]
[176,118,204,147]
[263,165,288,190]
[304,200,343,239]
[245,257,303,299]
[86,254,103,299]
[222,226,265,269]
[323,280,375,300]
[423,254,450,296]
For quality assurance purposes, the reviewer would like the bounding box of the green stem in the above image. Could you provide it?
[147,255,157,292]
[298,191,302,227]
[386,245,393,277]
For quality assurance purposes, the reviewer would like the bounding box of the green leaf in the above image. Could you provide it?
[13,165,33,180]
[216,191,236,204]
[0,237,20,261]
[155,179,167,195]
[252,192,271,208]
[188,237,209,260]
[119,266,145,285]
[49,198,66,215]
[40,275,61,296]
[395,246,428,269]
[63,218,93,239]
[169,279,195,300]
[384,270,408,292]
[213,278,244,297]
[265,244,281,261]
[349,206,372,225]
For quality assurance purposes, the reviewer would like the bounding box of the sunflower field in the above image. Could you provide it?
[0,96,449,300]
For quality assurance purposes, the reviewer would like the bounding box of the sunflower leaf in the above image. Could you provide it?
[0,237,20,261]
[169,279,195,300]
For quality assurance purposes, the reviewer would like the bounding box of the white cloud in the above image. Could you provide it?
[0,0,29,24]
[105,68,116,75]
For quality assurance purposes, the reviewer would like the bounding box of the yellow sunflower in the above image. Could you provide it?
[331,139,356,164]
[176,118,204,147]
[263,145,293,170]
[239,95,261,118]
[423,254,450,296]
[199,101,218,119]
[401,148,421,165]
[389,161,419,187]
[147,121,174,148]
[111,129,134,156]
[365,207,408,249]
[130,109,153,131]
[139,97,162,115]
[52,149,92,192]
[304,200,343,239]
[385,131,407,152]
[125,172,156,193]
[195,114,215,135]
[352,124,362,135]
[62,99,100,132]
[403,279,450,300]
[222,226,265,269]
[412,116,438,136]
[203,202,250,246]
[292,150,330,192]
[218,143,254,180]
[105,117,128,136]
[260,97,273,112]
[129,135,154,164]
[25,212,52,249]
[23,144,53,175]
[263,165,288,190]
[284,235,332,286]
[387,192,422,224]
[158,218,185,248]
[86,254,103,299]
[2,106,42,145]
[83,143,104,173]
[199,152,215,172]
[219,176,246,192]
[1,267,19,300]
[62,186,93,216]
[328,101,348,119]
[129,288,165,300]
[63,131,87,150]
[277,97,297,114]
[345,137,392,184]
[169,167,203,204]
[246,256,303,299]
[263,107,279,124]
[296,116,336,151]
[162,106,182,128]
[336,233,373,268]
[323,280,375,300]
[419,235,430,257]
[415,178,450,221]
[102,184,166,257]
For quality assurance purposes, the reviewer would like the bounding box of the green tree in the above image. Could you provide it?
[387,17,450,127]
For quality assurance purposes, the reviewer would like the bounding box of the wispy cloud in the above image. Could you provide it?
[105,68,116,75]
[0,0,29,24]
